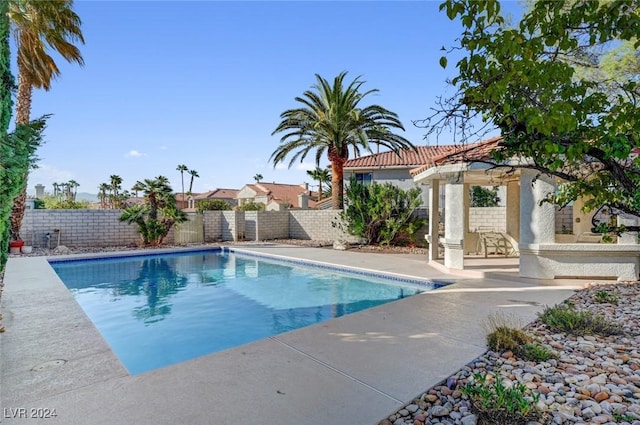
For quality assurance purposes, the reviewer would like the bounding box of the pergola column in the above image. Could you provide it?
[506,180,520,241]
[519,169,556,245]
[443,173,466,269]
[428,179,440,261]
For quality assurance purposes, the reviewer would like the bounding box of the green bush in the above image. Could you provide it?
[42,195,91,209]
[339,178,425,246]
[538,304,623,336]
[517,343,557,362]
[196,199,231,212]
[237,201,265,211]
[463,373,545,425]
[593,289,619,305]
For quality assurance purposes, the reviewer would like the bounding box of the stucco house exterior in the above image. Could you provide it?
[342,146,457,207]
[236,182,319,211]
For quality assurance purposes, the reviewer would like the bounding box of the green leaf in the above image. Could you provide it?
[439,56,448,69]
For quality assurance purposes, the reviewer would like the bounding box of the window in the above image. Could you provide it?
[355,172,373,185]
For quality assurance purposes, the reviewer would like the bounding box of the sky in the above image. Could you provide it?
[21,0,522,196]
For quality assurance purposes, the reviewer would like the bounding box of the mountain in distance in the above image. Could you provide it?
[75,192,99,203]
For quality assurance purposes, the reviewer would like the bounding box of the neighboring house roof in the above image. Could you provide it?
[238,182,319,209]
[410,137,502,176]
[343,145,459,169]
[191,188,239,201]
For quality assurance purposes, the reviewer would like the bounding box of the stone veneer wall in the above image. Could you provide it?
[20,207,576,247]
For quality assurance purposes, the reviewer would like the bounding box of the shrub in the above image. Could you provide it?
[196,199,231,212]
[593,289,619,305]
[463,373,545,425]
[487,326,531,353]
[42,195,91,209]
[338,178,425,246]
[538,304,623,336]
[237,201,265,211]
[517,343,557,362]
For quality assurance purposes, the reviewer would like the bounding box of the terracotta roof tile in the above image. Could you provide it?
[410,137,502,176]
[240,182,318,208]
[343,146,458,168]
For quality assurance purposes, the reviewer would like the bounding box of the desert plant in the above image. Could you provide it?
[339,177,425,246]
[486,326,532,353]
[196,199,231,212]
[463,373,544,425]
[593,289,619,305]
[517,343,557,362]
[538,304,623,336]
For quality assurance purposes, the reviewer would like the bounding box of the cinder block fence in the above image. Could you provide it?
[19,207,571,248]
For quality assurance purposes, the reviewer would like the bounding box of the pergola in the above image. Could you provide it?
[411,140,640,281]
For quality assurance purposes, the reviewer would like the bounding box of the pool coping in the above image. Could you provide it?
[1,244,584,425]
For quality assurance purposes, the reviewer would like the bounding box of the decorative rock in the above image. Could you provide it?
[429,406,449,417]
[594,391,609,402]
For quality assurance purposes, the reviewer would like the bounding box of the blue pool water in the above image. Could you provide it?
[51,249,436,374]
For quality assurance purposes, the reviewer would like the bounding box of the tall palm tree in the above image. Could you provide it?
[176,164,188,202]
[253,173,263,183]
[8,0,84,240]
[98,183,109,209]
[271,71,415,209]
[67,179,79,200]
[306,167,331,199]
[187,169,199,194]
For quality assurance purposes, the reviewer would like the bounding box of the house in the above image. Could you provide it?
[342,145,459,207]
[236,182,319,211]
[187,189,239,210]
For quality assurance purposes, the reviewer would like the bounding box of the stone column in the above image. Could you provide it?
[506,180,520,241]
[428,180,440,261]
[519,169,556,245]
[443,173,466,269]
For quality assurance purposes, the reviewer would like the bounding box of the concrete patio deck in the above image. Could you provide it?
[1,244,589,425]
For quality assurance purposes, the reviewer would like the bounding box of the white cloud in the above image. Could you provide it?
[125,149,147,158]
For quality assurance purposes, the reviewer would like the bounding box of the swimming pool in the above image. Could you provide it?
[51,249,438,375]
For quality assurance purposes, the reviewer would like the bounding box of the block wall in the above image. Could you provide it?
[468,207,507,232]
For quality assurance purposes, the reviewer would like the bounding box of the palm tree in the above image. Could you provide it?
[98,183,109,209]
[176,164,188,202]
[187,169,199,194]
[124,176,186,246]
[253,173,263,183]
[306,167,331,199]
[8,0,84,239]
[271,71,415,209]
[52,182,59,197]
[67,179,79,201]
[109,174,123,208]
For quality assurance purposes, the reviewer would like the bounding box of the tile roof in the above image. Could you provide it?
[410,137,502,176]
[343,146,459,168]
[240,182,319,208]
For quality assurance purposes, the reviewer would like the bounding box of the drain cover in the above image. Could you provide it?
[32,359,66,371]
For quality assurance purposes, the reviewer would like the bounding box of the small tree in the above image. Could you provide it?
[471,186,500,207]
[196,199,231,212]
[120,176,187,246]
[339,178,425,246]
